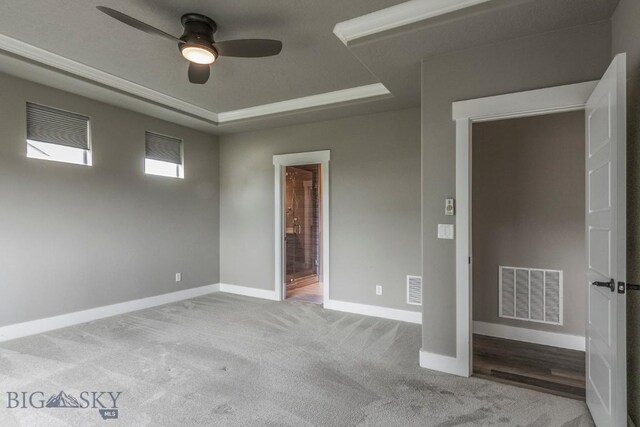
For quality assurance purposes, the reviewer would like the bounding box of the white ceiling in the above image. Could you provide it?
[0,0,620,134]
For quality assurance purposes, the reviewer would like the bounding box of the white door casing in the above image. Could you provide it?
[273,150,330,304]
[585,53,627,427]
[444,81,597,378]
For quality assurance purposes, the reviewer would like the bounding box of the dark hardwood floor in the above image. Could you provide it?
[473,334,586,400]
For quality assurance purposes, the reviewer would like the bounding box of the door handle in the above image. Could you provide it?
[591,279,615,292]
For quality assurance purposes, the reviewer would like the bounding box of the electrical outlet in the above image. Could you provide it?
[375,285,382,296]
[175,273,182,282]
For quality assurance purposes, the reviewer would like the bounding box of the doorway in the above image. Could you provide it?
[273,150,330,305]
[448,55,627,425]
[470,111,586,399]
[284,164,322,304]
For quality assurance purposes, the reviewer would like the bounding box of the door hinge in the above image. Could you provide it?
[468,256,471,265]
[617,282,625,294]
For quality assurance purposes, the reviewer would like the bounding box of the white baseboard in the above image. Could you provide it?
[473,321,585,351]
[419,349,471,377]
[0,284,221,343]
[324,299,421,324]
[218,283,279,301]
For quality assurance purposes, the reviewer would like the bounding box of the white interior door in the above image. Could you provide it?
[585,53,627,427]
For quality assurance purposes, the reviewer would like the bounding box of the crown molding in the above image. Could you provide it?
[0,33,219,124]
[217,83,391,123]
[333,0,494,45]
[0,34,392,131]
[0,1,499,131]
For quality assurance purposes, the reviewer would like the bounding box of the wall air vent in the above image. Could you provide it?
[407,275,422,306]
[499,266,563,325]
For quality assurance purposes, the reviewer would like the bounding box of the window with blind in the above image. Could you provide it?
[144,131,184,178]
[26,103,92,166]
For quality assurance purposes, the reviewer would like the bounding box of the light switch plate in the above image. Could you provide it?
[445,198,455,216]
[438,224,455,239]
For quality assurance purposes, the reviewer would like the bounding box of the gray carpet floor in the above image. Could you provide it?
[0,293,593,426]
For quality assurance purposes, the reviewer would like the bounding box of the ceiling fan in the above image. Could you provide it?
[96,6,283,84]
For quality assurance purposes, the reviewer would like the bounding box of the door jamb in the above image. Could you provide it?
[442,81,598,377]
[273,150,330,304]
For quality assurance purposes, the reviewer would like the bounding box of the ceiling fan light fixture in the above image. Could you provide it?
[96,7,283,85]
[180,44,217,64]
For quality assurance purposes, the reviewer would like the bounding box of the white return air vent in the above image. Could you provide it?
[499,266,563,326]
[407,275,422,306]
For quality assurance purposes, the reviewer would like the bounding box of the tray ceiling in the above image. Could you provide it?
[0,0,404,112]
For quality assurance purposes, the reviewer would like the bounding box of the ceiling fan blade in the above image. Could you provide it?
[188,63,210,84]
[96,6,180,43]
[213,39,282,58]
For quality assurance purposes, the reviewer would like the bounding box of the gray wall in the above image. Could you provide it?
[472,112,585,337]
[219,108,421,311]
[612,0,640,422]
[421,21,612,356]
[0,72,220,327]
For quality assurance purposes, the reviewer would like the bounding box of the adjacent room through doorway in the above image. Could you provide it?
[470,111,587,399]
[284,164,322,304]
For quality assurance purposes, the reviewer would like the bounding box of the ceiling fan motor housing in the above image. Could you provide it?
[179,13,218,58]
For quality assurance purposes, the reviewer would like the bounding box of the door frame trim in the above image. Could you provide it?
[273,150,330,304]
[439,81,598,377]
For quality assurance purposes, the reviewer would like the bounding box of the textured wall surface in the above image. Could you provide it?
[421,21,612,356]
[219,109,421,311]
[0,73,220,327]
[612,0,640,422]
[472,112,586,337]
